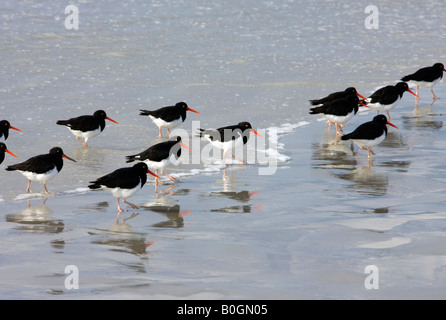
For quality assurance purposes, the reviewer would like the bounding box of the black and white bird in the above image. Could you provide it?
[125,136,191,185]
[366,82,418,120]
[5,147,76,193]
[309,87,368,106]
[198,122,262,165]
[341,115,398,159]
[139,102,200,138]
[310,94,369,135]
[56,110,118,148]
[0,120,22,140]
[401,63,446,100]
[0,143,18,164]
[88,162,159,215]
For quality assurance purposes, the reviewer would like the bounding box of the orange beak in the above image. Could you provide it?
[387,121,398,129]
[180,142,192,152]
[407,89,419,98]
[187,107,200,114]
[147,169,160,179]
[10,125,22,132]
[359,101,370,108]
[250,128,263,137]
[5,148,18,158]
[62,154,76,162]
[356,92,368,102]
[105,116,119,124]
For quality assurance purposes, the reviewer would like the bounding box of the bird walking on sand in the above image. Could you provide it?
[310,94,369,135]
[199,122,262,165]
[125,136,191,185]
[366,82,418,120]
[88,162,160,216]
[56,110,118,148]
[139,102,200,138]
[5,147,76,193]
[401,63,446,100]
[341,114,398,159]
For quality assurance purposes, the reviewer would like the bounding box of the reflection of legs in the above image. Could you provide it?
[431,88,439,100]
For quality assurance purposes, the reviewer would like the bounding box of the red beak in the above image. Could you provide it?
[180,142,192,152]
[5,148,18,158]
[407,89,419,98]
[187,107,200,114]
[387,121,398,129]
[10,125,22,132]
[105,116,119,124]
[359,101,370,108]
[147,169,160,179]
[250,128,263,137]
[62,154,77,162]
[356,92,368,102]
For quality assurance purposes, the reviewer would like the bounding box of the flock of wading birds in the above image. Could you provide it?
[0,63,444,215]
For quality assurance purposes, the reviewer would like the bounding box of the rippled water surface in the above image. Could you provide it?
[1,0,446,299]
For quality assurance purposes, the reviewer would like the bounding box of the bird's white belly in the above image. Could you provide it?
[19,167,58,182]
[324,111,355,124]
[368,97,400,112]
[410,78,440,88]
[204,133,244,152]
[105,185,140,199]
[69,127,101,139]
[352,134,386,148]
[144,157,172,170]
[149,116,182,129]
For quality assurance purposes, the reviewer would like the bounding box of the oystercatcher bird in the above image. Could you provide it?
[0,143,18,164]
[310,95,369,135]
[401,63,446,100]
[0,120,22,140]
[341,115,398,159]
[198,122,262,165]
[5,147,76,193]
[139,102,200,138]
[125,136,191,185]
[56,110,118,148]
[366,82,418,120]
[309,87,368,106]
[88,162,160,215]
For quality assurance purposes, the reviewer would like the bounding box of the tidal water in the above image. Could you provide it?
[1,0,446,299]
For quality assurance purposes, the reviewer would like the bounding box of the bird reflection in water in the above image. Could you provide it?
[404,98,443,131]
[5,198,65,234]
[141,184,191,228]
[207,169,262,213]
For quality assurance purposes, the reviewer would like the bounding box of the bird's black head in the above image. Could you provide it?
[175,102,188,109]
[49,147,76,162]
[372,114,389,125]
[395,81,410,92]
[434,63,445,72]
[93,110,108,119]
[133,162,149,173]
[170,136,182,143]
[0,142,6,151]
[238,122,253,130]
[344,87,357,95]
[345,94,360,102]
[1,120,11,129]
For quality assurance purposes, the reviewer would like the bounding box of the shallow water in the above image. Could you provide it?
[1,0,446,299]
